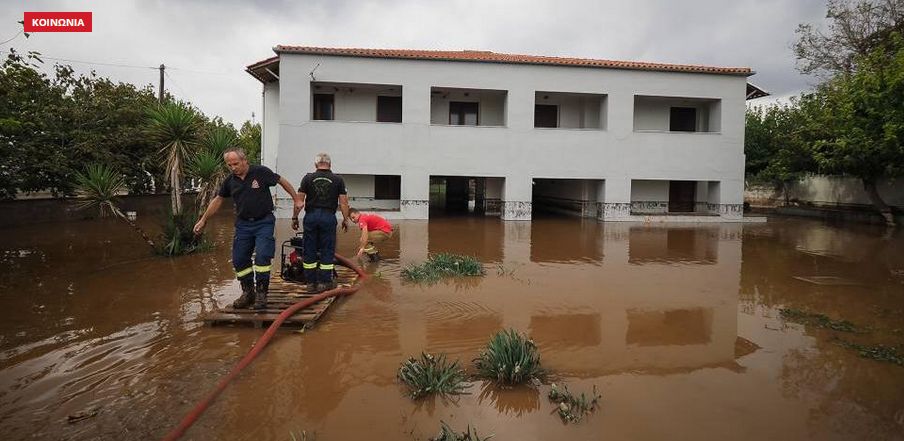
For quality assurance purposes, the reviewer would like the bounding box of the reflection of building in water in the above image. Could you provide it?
[529,218,604,263]
[628,226,718,264]
[427,218,504,263]
[530,223,741,375]
[395,220,744,376]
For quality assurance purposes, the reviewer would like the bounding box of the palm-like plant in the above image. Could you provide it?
[74,164,155,248]
[189,126,235,215]
[147,102,201,214]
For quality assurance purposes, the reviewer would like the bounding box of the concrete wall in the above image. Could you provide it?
[746,176,904,209]
[632,180,669,201]
[268,53,748,221]
[263,82,280,169]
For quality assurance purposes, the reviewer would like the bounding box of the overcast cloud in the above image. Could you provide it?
[2,0,829,125]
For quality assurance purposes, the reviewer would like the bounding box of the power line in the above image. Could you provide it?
[0,50,246,76]
[0,30,23,46]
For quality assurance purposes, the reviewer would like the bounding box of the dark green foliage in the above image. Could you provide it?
[547,383,601,423]
[779,308,863,333]
[398,352,469,399]
[431,421,492,441]
[156,211,208,256]
[401,253,485,283]
[474,329,545,386]
[837,341,904,366]
[74,163,156,249]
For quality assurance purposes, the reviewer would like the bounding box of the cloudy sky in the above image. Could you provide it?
[2,0,830,125]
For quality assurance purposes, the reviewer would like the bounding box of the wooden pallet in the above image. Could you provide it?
[205,266,359,328]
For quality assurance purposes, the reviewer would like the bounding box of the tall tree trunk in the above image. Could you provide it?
[863,178,896,227]
[170,156,182,215]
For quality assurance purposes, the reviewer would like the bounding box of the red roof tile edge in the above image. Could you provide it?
[250,46,752,76]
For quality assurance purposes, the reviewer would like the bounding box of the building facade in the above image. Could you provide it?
[247,46,765,222]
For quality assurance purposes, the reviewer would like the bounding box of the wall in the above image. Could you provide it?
[631,180,669,201]
[0,194,198,228]
[270,53,748,220]
[343,174,401,210]
[263,82,280,169]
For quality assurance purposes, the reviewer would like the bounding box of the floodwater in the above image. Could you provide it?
[1,214,903,440]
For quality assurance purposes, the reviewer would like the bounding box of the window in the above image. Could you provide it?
[313,94,334,120]
[374,175,401,200]
[669,107,696,132]
[376,96,402,123]
[449,101,479,125]
[534,104,558,128]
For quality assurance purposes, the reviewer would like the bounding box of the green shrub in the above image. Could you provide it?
[156,211,209,256]
[431,421,492,441]
[547,383,601,423]
[402,253,485,283]
[474,329,545,386]
[398,352,470,399]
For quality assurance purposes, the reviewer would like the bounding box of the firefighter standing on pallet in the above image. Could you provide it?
[296,153,350,293]
[193,148,303,309]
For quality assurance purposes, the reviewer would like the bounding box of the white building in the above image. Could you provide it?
[247,46,767,222]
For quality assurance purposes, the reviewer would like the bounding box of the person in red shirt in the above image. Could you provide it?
[348,208,393,261]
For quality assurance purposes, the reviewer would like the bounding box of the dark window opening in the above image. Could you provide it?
[313,94,334,120]
[374,175,401,200]
[669,107,696,132]
[449,101,479,126]
[377,96,402,123]
[534,104,558,128]
[668,181,696,212]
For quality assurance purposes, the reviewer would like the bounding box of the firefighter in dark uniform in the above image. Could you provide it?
[194,148,303,309]
[296,152,350,293]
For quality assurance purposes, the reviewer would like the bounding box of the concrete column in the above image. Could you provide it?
[598,177,631,221]
[506,88,534,130]
[502,176,532,221]
[401,173,429,219]
[717,179,743,220]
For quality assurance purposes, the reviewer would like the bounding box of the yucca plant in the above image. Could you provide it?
[147,102,201,215]
[156,210,207,256]
[188,149,228,216]
[547,383,601,423]
[398,352,470,399]
[401,253,485,283]
[74,164,155,249]
[431,421,492,441]
[474,329,545,386]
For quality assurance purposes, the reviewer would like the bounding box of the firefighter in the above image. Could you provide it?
[193,148,303,309]
[296,153,350,293]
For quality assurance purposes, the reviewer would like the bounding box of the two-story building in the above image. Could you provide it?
[247,46,767,222]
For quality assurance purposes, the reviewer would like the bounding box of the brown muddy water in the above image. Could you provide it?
[1,214,903,440]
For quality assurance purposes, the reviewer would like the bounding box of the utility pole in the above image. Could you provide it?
[158,64,165,103]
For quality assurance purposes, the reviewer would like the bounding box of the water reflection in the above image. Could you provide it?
[628,226,718,264]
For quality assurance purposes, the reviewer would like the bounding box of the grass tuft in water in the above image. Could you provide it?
[779,308,862,333]
[430,421,493,441]
[836,341,904,366]
[474,329,545,386]
[401,253,485,283]
[547,383,601,423]
[398,352,470,399]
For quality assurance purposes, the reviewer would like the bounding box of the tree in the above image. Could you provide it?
[74,163,155,248]
[146,102,202,214]
[189,126,235,216]
[238,121,262,165]
[745,103,817,203]
[794,0,904,77]
[806,35,904,225]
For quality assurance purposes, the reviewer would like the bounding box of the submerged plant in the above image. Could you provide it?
[431,421,493,441]
[474,329,545,386]
[398,352,470,399]
[401,253,485,283]
[156,210,209,256]
[779,308,863,333]
[836,341,904,366]
[547,383,601,423]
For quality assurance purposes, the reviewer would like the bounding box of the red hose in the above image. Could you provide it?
[162,253,367,441]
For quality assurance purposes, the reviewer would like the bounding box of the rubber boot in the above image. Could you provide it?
[232,278,256,309]
[253,279,269,310]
